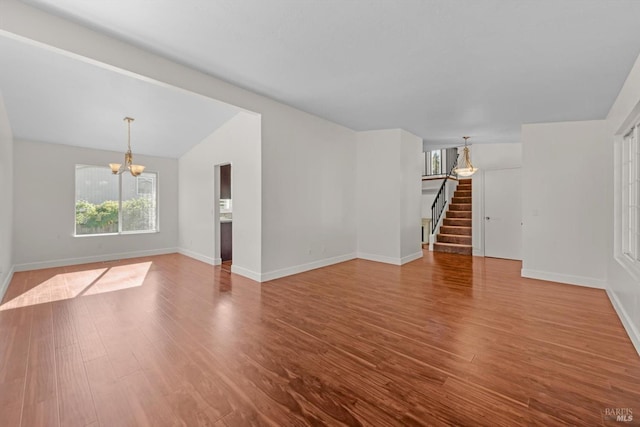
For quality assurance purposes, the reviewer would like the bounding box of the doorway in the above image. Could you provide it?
[484,168,522,260]
[218,163,232,272]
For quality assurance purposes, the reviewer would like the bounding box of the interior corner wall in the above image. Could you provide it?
[13,140,179,270]
[0,93,14,300]
[356,129,422,264]
[178,111,262,279]
[521,120,609,288]
[469,142,522,256]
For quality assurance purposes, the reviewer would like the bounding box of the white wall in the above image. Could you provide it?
[400,130,423,260]
[178,111,262,279]
[469,143,522,255]
[259,103,357,280]
[606,53,640,354]
[13,140,179,270]
[0,94,13,300]
[521,120,609,288]
[357,129,422,264]
[357,130,401,262]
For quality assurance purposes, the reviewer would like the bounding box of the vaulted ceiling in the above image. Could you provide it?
[5,0,640,152]
[0,35,240,158]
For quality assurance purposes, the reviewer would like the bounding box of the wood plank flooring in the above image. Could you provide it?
[0,251,639,426]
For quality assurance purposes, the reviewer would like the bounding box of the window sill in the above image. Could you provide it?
[74,230,159,238]
[615,252,640,282]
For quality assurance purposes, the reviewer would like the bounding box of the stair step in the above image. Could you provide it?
[446,210,472,219]
[449,203,472,212]
[433,242,472,255]
[437,234,472,245]
[454,190,471,197]
[452,197,471,204]
[459,179,472,184]
[443,218,471,227]
[440,225,471,236]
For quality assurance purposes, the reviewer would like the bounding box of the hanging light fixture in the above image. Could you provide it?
[454,136,477,177]
[109,117,145,177]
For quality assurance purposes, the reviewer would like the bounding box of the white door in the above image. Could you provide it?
[484,168,522,260]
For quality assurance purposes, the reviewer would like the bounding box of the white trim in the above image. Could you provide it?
[0,265,15,302]
[400,251,423,264]
[74,165,160,236]
[15,248,177,272]
[260,253,357,282]
[473,170,485,257]
[357,252,403,265]
[177,248,220,265]
[607,289,640,357]
[478,167,523,259]
[614,252,640,283]
[180,250,422,283]
[521,268,606,289]
[230,265,261,282]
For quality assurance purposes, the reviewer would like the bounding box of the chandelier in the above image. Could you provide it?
[109,117,145,177]
[454,136,477,177]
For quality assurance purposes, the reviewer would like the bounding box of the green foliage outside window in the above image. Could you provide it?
[75,198,156,234]
[122,197,156,231]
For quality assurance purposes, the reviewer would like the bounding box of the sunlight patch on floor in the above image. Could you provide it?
[0,262,152,311]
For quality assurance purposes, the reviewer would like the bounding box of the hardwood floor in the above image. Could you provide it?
[0,251,638,426]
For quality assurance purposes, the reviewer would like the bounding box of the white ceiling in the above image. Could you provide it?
[0,35,240,158]
[11,0,640,147]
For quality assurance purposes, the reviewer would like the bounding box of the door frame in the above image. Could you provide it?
[213,162,232,264]
[480,167,522,260]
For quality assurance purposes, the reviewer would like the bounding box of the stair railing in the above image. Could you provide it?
[430,151,459,234]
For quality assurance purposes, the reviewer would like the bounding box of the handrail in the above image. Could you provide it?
[430,151,459,234]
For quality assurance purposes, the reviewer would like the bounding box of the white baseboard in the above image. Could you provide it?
[607,289,640,357]
[521,268,606,289]
[230,265,261,282]
[260,253,357,282]
[15,248,178,272]
[357,252,403,265]
[0,265,15,302]
[400,251,423,264]
[357,251,422,266]
[177,248,219,265]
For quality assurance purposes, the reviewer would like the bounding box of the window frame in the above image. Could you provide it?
[74,164,160,237]
[615,119,640,280]
[424,149,447,176]
[136,175,155,196]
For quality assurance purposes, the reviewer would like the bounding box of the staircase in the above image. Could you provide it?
[433,179,472,255]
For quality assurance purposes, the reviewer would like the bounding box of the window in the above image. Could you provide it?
[136,176,154,195]
[75,165,158,235]
[621,125,640,261]
[424,149,447,176]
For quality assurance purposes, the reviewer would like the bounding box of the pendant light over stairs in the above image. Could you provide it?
[453,136,477,177]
